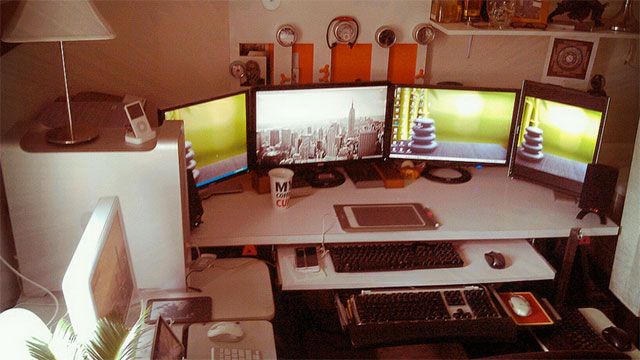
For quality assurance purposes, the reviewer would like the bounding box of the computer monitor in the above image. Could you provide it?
[159,91,249,188]
[62,196,137,342]
[389,84,519,167]
[508,80,609,196]
[250,82,393,173]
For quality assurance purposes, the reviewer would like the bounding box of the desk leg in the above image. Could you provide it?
[554,227,581,307]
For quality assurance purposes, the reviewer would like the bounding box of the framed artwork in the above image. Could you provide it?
[511,0,550,25]
[542,36,599,90]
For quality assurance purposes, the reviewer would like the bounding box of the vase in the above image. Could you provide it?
[486,0,516,29]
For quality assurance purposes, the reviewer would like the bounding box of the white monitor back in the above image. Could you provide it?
[62,196,136,342]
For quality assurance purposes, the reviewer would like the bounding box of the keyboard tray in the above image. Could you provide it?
[340,285,517,347]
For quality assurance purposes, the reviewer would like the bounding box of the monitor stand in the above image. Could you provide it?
[304,165,345,188]
[422,165,472,184]
[199,181,243,198]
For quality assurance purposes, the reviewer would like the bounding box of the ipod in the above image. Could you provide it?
[124,101,152,138]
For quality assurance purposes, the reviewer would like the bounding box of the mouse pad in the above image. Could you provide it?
[498,292,554,326]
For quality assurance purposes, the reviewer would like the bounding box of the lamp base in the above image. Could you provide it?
[46,124,99,145]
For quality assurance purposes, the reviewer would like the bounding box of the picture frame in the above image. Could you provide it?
[511,0,550,25]
[542,36,599,90]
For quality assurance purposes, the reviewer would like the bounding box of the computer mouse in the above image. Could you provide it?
[508,295,532,317]
[602,325,632,351]
[484,251,506,269]
[207,321,244,342]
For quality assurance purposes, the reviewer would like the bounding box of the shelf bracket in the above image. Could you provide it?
[466,35,474,59]
[554,227,582,307]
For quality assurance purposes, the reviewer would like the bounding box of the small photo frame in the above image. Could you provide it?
[542,37,599,90]
[512,0,550,25]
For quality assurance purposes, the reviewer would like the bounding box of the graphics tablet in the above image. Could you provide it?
[334,203,440,232]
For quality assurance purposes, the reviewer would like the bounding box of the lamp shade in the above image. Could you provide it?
[2,0,115,43]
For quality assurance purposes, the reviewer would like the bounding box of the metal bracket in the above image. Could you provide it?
[554,227,582,307]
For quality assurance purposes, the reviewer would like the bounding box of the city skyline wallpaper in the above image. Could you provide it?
[255,86,388,166]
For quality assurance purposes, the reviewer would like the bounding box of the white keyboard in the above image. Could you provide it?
[211,346,262,360]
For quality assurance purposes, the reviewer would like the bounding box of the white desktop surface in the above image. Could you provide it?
[133,258,274,322]
[277,239,556,290]
[188,258,275,321]
[186,321,277,359]
[190,167,619,247]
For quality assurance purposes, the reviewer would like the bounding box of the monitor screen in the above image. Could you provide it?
[389,85,519,166]
[251,83,392,168]
[62,196,137,343]
[509,80,609,196]
[160,91,249,187]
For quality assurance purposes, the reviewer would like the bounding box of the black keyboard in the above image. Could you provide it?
[327,242,464,272]
[344,285,516,347]
[343,163,384,188]
[534,307,617,352]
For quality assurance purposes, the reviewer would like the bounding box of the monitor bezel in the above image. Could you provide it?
[389,83,521,168]
[157,90,251,187]
[508,80,610,197]
[248,81,395,172]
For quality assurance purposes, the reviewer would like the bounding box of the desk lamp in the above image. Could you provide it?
[1,0,115,145]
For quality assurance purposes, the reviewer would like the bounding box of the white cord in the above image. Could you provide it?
[319,212,334,256]
[0,254,59,327]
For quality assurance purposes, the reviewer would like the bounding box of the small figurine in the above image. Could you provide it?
[588,74,607,97]
[547,0,607,27]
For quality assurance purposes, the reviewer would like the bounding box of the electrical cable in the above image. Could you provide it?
[0,254,59,327]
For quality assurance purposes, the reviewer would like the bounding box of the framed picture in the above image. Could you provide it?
[511,0,550,25]
[542,36,599,90]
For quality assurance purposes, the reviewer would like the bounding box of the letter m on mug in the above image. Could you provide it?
[275,181,289,192]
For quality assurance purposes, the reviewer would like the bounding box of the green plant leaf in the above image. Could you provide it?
[85,306,151,360]
[27,338,56,360]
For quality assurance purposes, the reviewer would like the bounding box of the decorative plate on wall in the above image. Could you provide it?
[276,24,297,47]
[412,23,436,45]
[375,26,397,48]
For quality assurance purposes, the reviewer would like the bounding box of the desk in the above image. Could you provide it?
[191,167,618,247]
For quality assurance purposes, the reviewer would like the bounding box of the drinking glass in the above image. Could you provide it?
[486,0,516,29]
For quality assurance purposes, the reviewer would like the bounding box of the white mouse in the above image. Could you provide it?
[508,295,532,317]
[207,321,244,342]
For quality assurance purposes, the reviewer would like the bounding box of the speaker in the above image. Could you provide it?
[577,164,618,224]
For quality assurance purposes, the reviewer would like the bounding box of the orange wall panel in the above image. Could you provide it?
[388,44,418,84]
[330,44,372,83]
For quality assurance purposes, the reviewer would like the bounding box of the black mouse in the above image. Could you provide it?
[484,251,505,269]
[602,326,632,351]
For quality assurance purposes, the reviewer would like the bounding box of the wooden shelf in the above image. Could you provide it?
[277,240,556,290]
[431,21,640,39]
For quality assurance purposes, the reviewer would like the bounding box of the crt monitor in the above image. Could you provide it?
[508,80,609,196]
[251,82,392,170]
[62,196,137,343]
[389,84,519,167]
[159,91,249,188]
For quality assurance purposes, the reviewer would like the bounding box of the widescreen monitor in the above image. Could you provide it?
[509,80,609,196]
[159,91,249,188]
[389,85,519,166]
[62,196,137,343]
[250,82,393,169]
